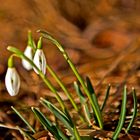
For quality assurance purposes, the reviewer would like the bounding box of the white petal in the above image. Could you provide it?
[33,49,46,75]
[22,46,33,70]
[5,68,20,96]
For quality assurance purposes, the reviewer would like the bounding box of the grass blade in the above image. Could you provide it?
[126,88,137,132]
[46,64,79,113]
[74,81,91,126]
[17,126,36,140]
[86,77,101,126]
[11,106,36,133]
[32,107,68,140]
[74,81,86,104]
[100,84,111,111]
[40,98,81,139]
[112,86,127,140]
[40,98,73,134]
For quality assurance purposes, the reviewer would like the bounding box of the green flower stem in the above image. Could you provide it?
[46,64,85,123]
[39,30,103,129]
[28,30,36,51]
[46,64,78,110]
[37,37,42,49]
[8,54,16,68]
[7,46,64,111]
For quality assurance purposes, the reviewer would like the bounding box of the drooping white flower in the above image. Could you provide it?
[22,46,33,70]
[33,49,46,75]
[5,67,20,96]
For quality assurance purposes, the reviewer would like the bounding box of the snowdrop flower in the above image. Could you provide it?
[22,46,33,70]
[33,49,46,75]
[33,37,46,75]
[5,56,20,96]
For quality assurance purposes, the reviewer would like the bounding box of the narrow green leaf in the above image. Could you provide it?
[126,88,137,132]
[11,106,36,133]
[86,76,95,94]
[17,126,36,140]
[74,81,91,126]
[74,81,86,104]
[73,125,81,140]
[46,64,79,113]
[86,77,101,126]
[112,86,127,140]
[100,84,111,111]
[32,107,67,140]
[40,98,73,135]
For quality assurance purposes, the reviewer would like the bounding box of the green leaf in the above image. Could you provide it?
[112,86,127,140]
[40,98,73,135]
[74,81,86,104]
[32,107,68,140]
[17,126,36,140]
[86,77,101,126]
[100,84,111,111]
[11,106,36,133]
[126,88,137,132]
[86,76,95,94]
[74,81,91,126]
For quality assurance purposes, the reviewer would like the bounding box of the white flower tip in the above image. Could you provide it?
[5,68,20,96]
[22,46,33,70]
[33,49,46,75]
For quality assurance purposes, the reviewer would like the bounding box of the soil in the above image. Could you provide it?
[0,0,140,139]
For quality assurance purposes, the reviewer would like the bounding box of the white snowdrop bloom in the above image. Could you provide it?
[22,46,33,70]
[5,67,20,96]
[33,49,46,75]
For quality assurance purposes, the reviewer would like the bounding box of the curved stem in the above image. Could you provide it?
[39,31,103,129]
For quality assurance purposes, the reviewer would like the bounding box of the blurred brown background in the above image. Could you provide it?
[0,0,140,72]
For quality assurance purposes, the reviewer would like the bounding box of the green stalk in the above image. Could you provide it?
[73,125,81,140]
[39,30,103,129]
[46,64,78,111]
[112,86,127,140]
[46,64,85,123]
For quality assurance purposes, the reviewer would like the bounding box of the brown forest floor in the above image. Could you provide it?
[0,0,140,139]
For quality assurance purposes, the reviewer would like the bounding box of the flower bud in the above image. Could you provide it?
[33,49,46,75]
[5,67,20,96]
[22,46,33,70]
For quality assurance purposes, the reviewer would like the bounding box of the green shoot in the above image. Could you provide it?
[112,86,127,140]
[126,88,137,132]
[100,84,111,111]
[11,106,36,133]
